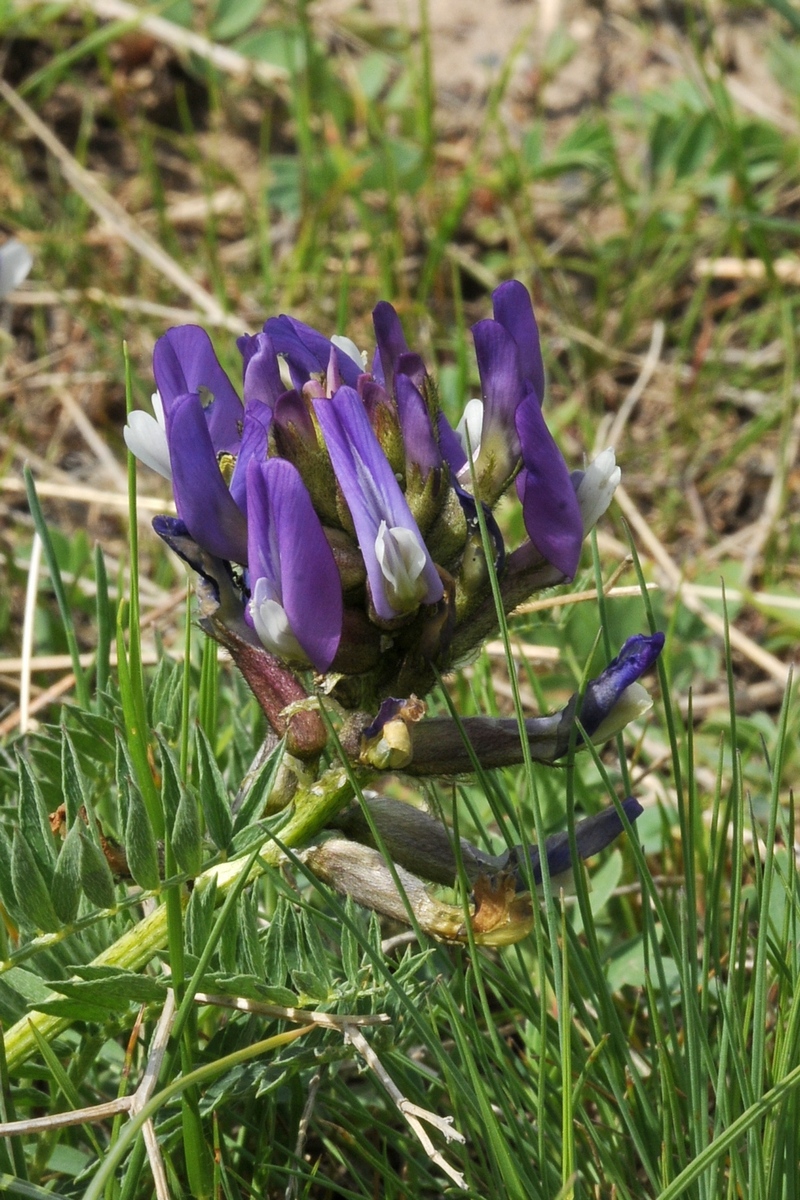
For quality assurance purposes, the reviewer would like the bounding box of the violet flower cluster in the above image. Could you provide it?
[125,280,663,940]
[126,282,656,715]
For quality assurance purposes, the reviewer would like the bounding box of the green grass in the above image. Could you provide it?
[1,0,800,1196]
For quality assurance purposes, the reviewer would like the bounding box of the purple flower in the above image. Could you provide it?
[246,459,342,672]
[394,373,441,482]
[263,315,362,392]
[154,326,243,455]
[165,392,248,565]
[372,301,409,394]
[515,395,584,579]
[313,387,443,621]
[580,633,665,738]
[229,401,272,518]
[237,331,285,407]
[469,317,527,489]
[127,280,639,725]
[519,797,643,887]
[491,279,545,404]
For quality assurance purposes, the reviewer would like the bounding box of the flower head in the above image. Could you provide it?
[127,281,644,733]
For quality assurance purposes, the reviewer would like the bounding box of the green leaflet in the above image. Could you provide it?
[231,737,285,834]
[51,816,82,924]
[78,830,116,910]
[195,725,233,853]
[0,823,18,913]
[124,782,160,891]
[171,783,203,877]
[186,877,217,958]
[11,830,59,933]
[16,751,56,881]
[60,726,88,828]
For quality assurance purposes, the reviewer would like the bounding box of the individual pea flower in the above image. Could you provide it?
[310,792,645,944]
[127,281,645,766]
[357,632,665,775]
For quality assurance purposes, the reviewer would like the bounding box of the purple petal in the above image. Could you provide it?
[492,280,545,404]
[522,797,644,885]
[395,375,441,480]
[313,387,443,621]
[372,301,409,397]
[579,634,665,736]
[437,412,468,475]
[165,393,248,564]
[154,326,243,454]
[273,389,317,445]
[264,315,362,391]
[359,379,392,426]
[516,396,583,579]
[246,458,342,671]
[396,352,427,392]
[237,332,284,407]
[472,319,525,472]
[229,400,272,515]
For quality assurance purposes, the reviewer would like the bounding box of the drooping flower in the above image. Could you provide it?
[579,632,665,741]
[360,632,665,776]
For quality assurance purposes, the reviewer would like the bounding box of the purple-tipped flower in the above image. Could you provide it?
[491,279,545,403]
[314,387,443,621]
[246,459,342,672]
[580,633,665,740]
[237,331,285,408]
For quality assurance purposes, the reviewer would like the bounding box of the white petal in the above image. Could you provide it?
[151,390,166,429]
[591,682,652,744]
[456,398,484,463]
[251,590,308,664]
[0,240,33,300]
[331,335,367,368]
[374,521,427,612]
[123,410,172,479]
[277,355,294,390]
[577,447,621,533]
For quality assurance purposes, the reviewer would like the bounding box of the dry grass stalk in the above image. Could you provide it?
[0,79,244,330]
